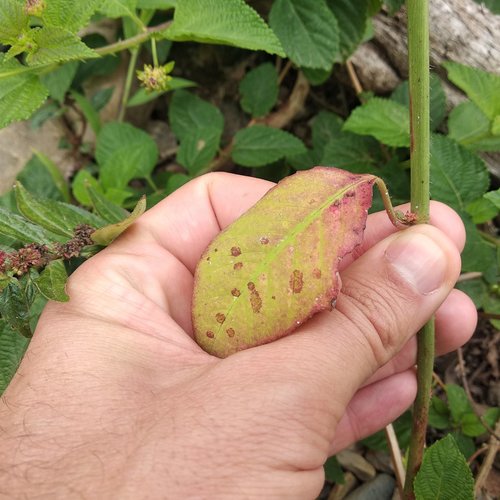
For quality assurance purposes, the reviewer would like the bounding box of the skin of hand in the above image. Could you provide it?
[0,173,477,499]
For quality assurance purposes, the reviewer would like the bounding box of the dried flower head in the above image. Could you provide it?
[25,0,46,16]
[137,61,174,92]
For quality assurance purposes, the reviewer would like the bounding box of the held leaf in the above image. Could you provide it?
[193,167,381,358]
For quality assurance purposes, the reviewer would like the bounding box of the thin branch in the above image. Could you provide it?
[346,59,364,97]
[384,424,405,496]
[474,421,500,497]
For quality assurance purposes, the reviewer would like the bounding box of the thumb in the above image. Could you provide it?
[252,224,461,407]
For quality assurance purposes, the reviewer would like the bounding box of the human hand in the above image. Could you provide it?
[0,173,476,499]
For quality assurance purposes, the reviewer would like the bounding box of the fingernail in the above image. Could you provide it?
[384,231,446,295]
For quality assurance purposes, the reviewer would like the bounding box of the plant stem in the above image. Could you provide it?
[151,38,159,67]
[403,1,432,498]
[118,48,140,122]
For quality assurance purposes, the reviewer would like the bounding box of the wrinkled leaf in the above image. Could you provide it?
[87,185,129,224]
[414,435,474,500]
[193,167,377,358]
[0,319,29,395]
[0,206,55,245]
[239,62,279,118]
[15,182,105,237]
[91,197,146,246]
[35,259,69,302]
[0,281,32,338]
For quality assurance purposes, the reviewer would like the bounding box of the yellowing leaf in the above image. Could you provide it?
[91,197,146,246]
[193,167,377,358]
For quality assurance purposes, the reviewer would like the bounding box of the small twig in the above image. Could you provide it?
[346,59,364,98]
[467,443,489,465]
[278,59,293,85]
[432,372,446,391]
[474,421,500,497]
[456,348,500,440]
[457,272,483,282]
[384,424,406,496]
[479,312,500,321]
[118,48,140,122]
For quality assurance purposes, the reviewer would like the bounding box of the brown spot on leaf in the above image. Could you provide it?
[214,248,218,252]
[312,268,322,279]
[231,288,241,297]
[231,246,241,257]
[206,331,215,339]
[247,282,255,291]
[206,256,210,262]
[290,269,304,293]
[233,262,243,270]
[226,328,235,338]
[260,237,269,245]
[249,288,262,313]
[272,295,276,300]
[346,191,355,197]
[216,313,226,324]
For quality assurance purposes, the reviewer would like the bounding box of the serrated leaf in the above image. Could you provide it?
[343,98,410,147]
[96,121,159,167]
[460,412,488,437]
[42,0,102,33]
[0,281,32,338]
[484,188,500,209]
[99,0,138,18]
[91,197,146,246]
[26,27,98,66]
[466,196,498,224]
[192,167,377,357]
[35,259,69,302]
[269,0,339,70]
[0,0,29,44]
[0,319,29,395]
[87,186,129,224]
[0,55,49,128]
[430,135,489,211]
[448,101,500,152]
[15,182,105,237]
[446,384,472,423]
[169,89,224,142]
[444,61,500,121]
[164,0,284,56]
[326,0,370,60]
[177,127,220,175]
[0,206,55,245]
[414,435,474,500]
[312,111,344,154]
[136,0,176,8]
[321,132,379,171]
[40,61,78,103]
[239,63,279,118]
[232,125,306,167]
[127,77,196,107]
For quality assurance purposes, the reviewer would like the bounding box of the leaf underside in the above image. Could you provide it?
[192,167,375,358]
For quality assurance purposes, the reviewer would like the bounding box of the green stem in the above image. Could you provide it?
[403,1,432,499]
[151,38,159,67]
[118,48,140,122]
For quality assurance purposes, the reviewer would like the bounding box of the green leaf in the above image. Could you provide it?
[15,182,105,238]
[136,0,176,8]
[448,101,500,152]
[391,74,447,131]
[166,173,191,194]
[0,320,29,395]
[192,167,377,357]
[321,133,379,171]
[444,61,500,121]
[312,111,344,155]
[40,61,78,103]
[450,431,476,461]
[343,98,410,147]
[232,125,306,167]
[484,188,500,209]
[100,146,158,190]
[0,206,55,245]
[96,121,158,167]
[87,185,129,224]
[127,77,196,107]
[239,63,279,118]
[169,90,224,142]
[324,456,345,484]
[455,278,488,309]
[414,434,474,500]
[17,154,64,202]
[0,0,29,44]
[428,396,451,430]
[70,90,102,135]
[466,196,498,224]
[35,259,69,302]
[484,407,500,428]
[0,55,49,128]
[460,412,488,437]
[164,0,284,56]
[472,0,500,14]
[91,197,146,246]
[326,0,370,60]
[0,281,33,338]
[269,0,339,70]
[177,127,220,175]
[72,170,101,207]
[27,27,98,66]
[302,67,331,86]
[99,0,138,19]
[42,0,103,33]
[446,384,472,423]
[384,0,404,14]
[430,135,489,211]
